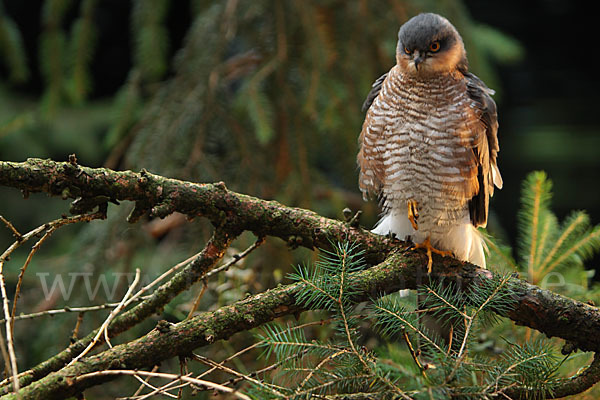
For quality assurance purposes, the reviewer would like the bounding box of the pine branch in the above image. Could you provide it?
[1,159,600,351]
[2,159,600,398]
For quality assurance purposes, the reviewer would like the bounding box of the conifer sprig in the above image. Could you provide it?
[488,171,600,286]
[253,240,565,399]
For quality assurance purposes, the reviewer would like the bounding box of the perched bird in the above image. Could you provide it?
[358,13,502,271]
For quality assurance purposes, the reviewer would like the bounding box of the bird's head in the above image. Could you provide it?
[396,13,467,77]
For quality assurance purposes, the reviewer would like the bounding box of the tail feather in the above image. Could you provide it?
[372,212,415,241]
[440,223,486,268]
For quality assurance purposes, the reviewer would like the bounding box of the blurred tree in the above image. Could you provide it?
[0,0,522,207]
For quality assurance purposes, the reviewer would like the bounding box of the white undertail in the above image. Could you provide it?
[373,213,487,268]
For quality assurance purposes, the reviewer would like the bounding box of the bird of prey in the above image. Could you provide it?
[358,13,502,272]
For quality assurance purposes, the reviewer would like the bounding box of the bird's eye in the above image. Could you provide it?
[404,47,411,55]
[429,41,441,52]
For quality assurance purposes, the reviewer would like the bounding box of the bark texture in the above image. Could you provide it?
[1,158,600,399]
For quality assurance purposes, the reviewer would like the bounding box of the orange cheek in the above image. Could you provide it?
[432,53,454,73]
[397,56,411,71]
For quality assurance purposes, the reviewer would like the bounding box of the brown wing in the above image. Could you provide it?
[361,73,387,112]
[464,71,503,227]
[357,72,392,200]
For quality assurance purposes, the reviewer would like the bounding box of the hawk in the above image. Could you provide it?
[358,13,502,272]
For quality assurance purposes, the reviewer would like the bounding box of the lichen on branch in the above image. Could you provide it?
[1,158,600,398]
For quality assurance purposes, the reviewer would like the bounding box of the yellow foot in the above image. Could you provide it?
[414,237,454,274]
[407,199,419,231]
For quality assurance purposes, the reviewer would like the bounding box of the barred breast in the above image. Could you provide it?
[358,65,483,240]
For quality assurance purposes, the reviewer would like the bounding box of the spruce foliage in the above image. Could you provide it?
[250,241,565,399]
[243,172,600,399]
[247,171,600,398]
[0,2,29,84]
[486,171,600,289]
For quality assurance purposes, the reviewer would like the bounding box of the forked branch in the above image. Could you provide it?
[1,158,600,399]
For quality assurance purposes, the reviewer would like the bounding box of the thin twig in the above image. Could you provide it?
[222,348,311,389]
[446,275,512,384]
[0,328,13,391]
[75,370,252,400]
[10,228,55,334]
[0,270,19,394]
[425,287,469,320]
[196,319,331,381]
[297,349,347,391]
[178,356,188,399]
[71,312,84,342]
[187,227,265,320]
[119,250,206,312]
[0,211,104,392]
[335,248,411,400]
[126,378,188,400]
[68,268,141,364]
[371,303,446,354]
[402,331,427,378]
[337,247,368,369]
[192,353,287,397]
[125,365,160,400]
[0,296,151,323]
[204,236,265,279]
[0,236,228,389]
[129,367,178,399]
[186,280,207,319]
[0,215,21,240]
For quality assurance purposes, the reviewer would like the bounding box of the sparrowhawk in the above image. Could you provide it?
[358,13,502,271]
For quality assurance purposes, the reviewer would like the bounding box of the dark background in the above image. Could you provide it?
[465,0,600,273]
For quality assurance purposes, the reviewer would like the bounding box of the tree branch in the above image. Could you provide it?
[1,226,236,392]
[2,158,600,398]
[2,252,599,399]
[0,158,393,264]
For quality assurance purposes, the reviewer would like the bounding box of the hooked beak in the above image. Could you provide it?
[413,50,424,71]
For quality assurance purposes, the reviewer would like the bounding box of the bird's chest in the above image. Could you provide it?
[378,79,471,219]
[383,91,466,174]
[392,87,465,151]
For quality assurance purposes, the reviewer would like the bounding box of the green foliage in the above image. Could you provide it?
[487,171,600,288]
[104,70,143,149]
[492,338,561,399]
[0,3,536,398]
[471,23,523,64]
[251,241,567,399]
[39,0,72,115]
[66,0,98,104]
[0,0,521,208]
[131,0,170,82]
[289,241,365,311]
[234,74,276,145]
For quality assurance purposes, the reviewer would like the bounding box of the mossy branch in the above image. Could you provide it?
[0,158,393,264]
[1,158,600,398]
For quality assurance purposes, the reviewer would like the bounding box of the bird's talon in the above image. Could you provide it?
[407,199,419,230]
[413,237,452,274]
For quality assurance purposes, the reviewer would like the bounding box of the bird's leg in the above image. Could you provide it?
[407,199,419,230]
[413,237,454,274]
